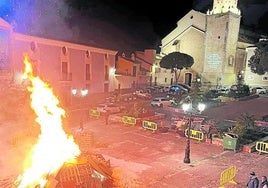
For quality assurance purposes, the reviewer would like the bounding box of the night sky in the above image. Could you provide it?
[0,0,267,52]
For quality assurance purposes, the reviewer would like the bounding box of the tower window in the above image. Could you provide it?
[228,55,234,66]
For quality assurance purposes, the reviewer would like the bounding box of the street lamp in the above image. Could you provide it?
[70,88,88,106]
[80,89,88,97]
[182,96,206,164]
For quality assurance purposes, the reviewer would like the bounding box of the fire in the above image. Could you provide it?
[16,55,81,188]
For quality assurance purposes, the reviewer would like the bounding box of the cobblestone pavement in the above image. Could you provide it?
[83,118,268,188]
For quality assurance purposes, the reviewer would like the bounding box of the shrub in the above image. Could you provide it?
[229,113,255,138]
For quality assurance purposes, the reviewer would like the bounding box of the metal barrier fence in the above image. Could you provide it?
[256,141,268,154]
[219,165,237,188]
[89,109,100,119]
[184,129,204,142]
[122,116,136,126]
[142,120,157,132]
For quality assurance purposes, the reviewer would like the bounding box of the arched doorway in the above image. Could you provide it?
[185,73,192,86]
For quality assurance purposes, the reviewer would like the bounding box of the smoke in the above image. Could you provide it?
[1,0,158,51]
[8,1,74,40]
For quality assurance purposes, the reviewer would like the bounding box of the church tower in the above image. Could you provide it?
[207,0,240,15]
[203,0,241,87]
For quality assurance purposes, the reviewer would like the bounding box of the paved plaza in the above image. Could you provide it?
[79,117,268,188]
[0,94,267,187]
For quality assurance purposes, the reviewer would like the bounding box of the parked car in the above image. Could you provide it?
[133,90,152,100]
[251,86,267,94]
[96,103,125,114]
[229,84,250,98]
[205,89,222,98]
[169,85,189,93]
[176,83,192,93]
[151,97,172,107]
[217,88,229,94]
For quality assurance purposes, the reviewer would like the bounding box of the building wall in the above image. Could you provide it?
[115,50,155,91]
[0,18,118,106]
[136,49,155,71]
[114,75,136,91]
[152,56,174,86]
[116,56,135,76]
[177,28,205,84]
[203,12,240,87]
[235,41,253,72]
[158,12,206,86]
[161,10,206,50]
[11,33,117,92]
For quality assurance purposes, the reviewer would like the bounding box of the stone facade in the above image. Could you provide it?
[153,0,267,89]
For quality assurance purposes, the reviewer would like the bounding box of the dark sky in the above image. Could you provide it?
[97,0,195,38]
[63,0,196,51]
[0,0,267,52]
[0,0,196,51]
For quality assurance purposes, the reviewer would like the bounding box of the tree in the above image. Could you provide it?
[248,40,268,75]
[159,52,194,84]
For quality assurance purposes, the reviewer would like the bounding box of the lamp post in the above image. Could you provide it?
[70,88,88,107]
[182,96,205,164]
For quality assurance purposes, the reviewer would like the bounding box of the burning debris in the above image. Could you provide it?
[13,55,114,188]
[55,152,113,188]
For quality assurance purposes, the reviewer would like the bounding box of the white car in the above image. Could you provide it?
[96,103,125,114]
[151,97,172,107]
[251,86,267,94]
[133,90,152,100]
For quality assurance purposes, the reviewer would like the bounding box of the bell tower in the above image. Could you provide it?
[207,0,240,15]
[203,0,241,87]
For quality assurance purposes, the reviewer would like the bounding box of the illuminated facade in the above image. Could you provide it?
[154,0,267,89]
[0,17,117,106]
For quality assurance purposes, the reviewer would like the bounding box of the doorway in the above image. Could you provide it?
[185,73,192,86]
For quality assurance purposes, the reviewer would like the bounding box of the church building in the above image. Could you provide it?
[152,0,268,89]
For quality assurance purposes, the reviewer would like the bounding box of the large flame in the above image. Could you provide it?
[16,55,81,187]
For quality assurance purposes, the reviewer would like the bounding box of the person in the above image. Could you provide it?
[259,176,268,188]
[104,110,110,125]
[247,172,259,188]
